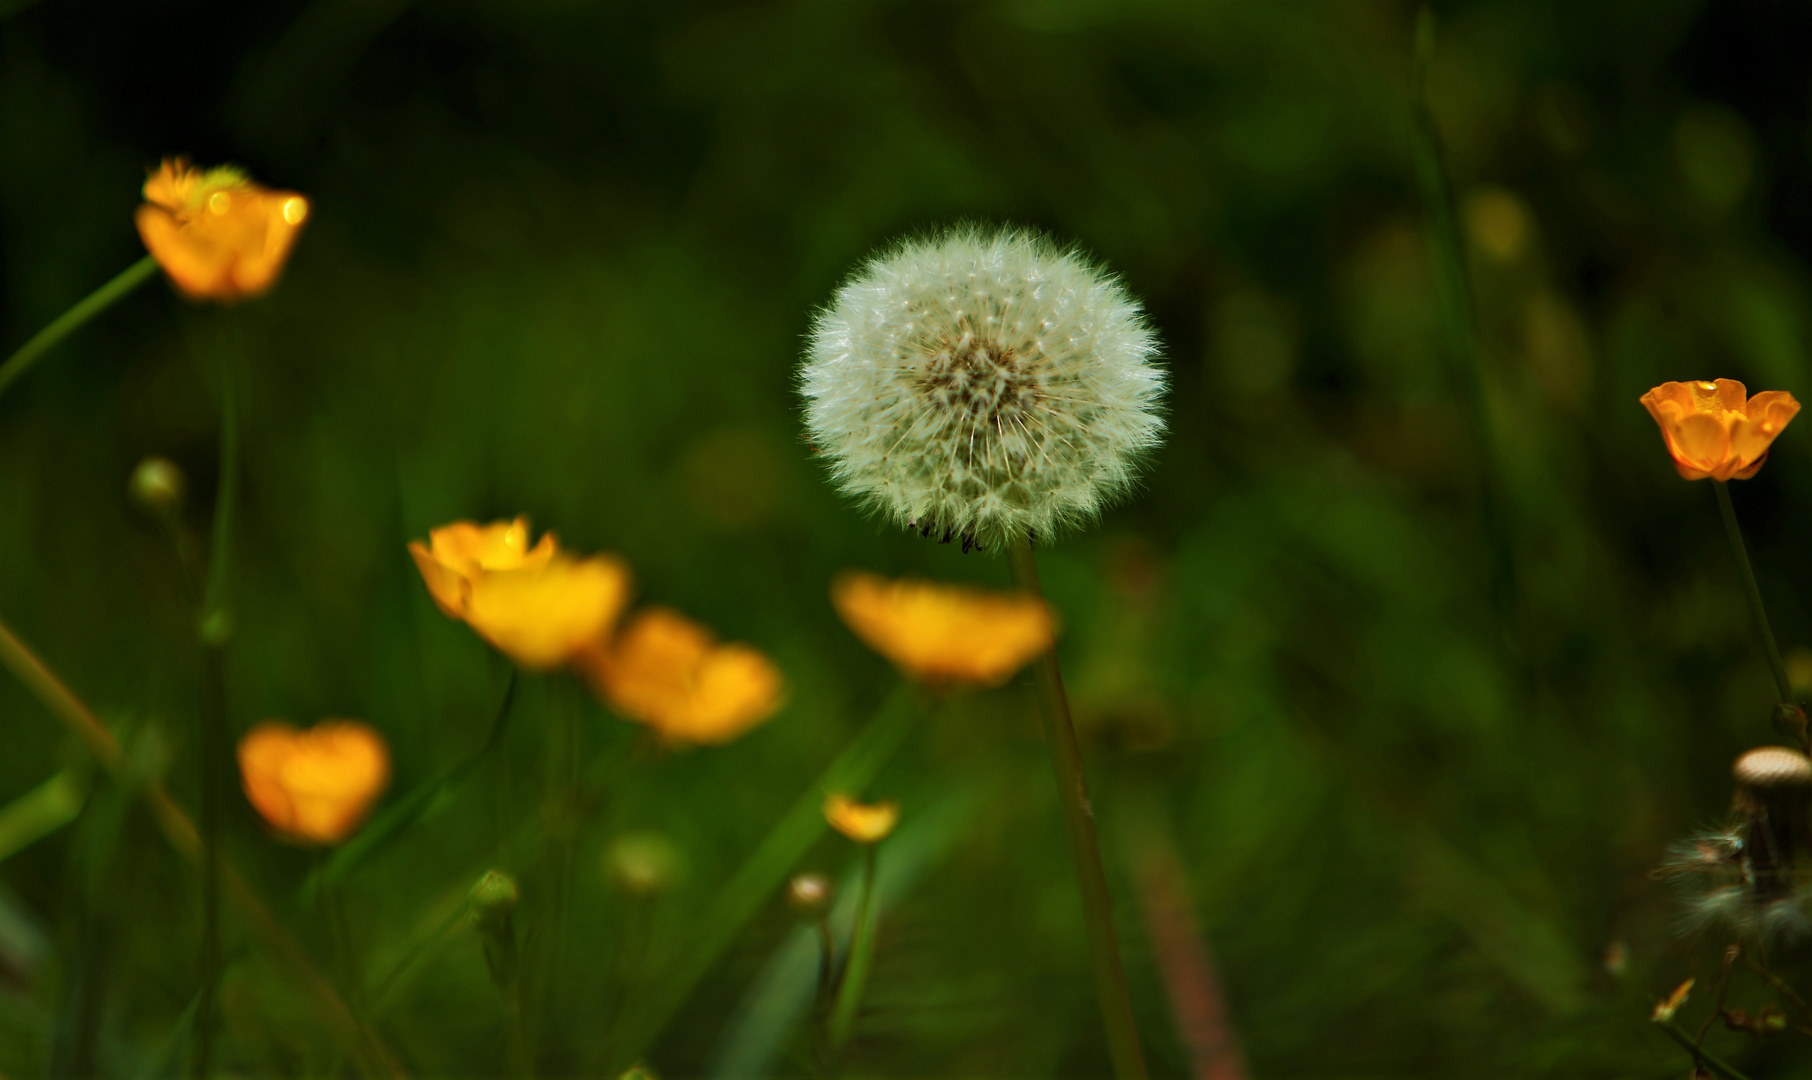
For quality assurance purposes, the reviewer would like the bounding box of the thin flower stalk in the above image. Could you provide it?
[827,845,879,1051]
[1715,480,1794,705]
[1006,533,1148,1080]
[193,344,240,1080]
[0,255,158,406]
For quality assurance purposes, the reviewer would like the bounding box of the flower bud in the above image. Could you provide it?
[1773,702,1809,746]
[129,456,185,516]
[786,872,833,920]
[605,832,683,897]
[469,869,520,928]
[469,869,520,987]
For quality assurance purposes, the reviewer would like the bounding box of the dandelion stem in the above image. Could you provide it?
[0,255,157,407]
[1006,533,1148,1080]
[0,613,402,1077]
[1714,481,1793,705]
[827,845,878,1050]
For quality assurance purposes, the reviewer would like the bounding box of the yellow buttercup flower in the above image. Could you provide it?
[578,607,783,745]
[238,720,391,845]
[409,517,630,669]
[831,571,1054,686]
[823,794,899,844]
[1639,379,1800,481]
[135,157,309,302]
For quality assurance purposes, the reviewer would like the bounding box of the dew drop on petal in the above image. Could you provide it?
[282,197,309,225]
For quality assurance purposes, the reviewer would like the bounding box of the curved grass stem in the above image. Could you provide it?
[0,255,157,406]
[0,614,402,1077]
[1006,533,1148,1080]
[1714,481,1794,705]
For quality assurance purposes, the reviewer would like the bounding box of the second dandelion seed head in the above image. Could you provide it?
[801,226,1165,550]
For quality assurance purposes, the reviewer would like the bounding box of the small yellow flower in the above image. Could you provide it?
[578,608,783,745]
[823,794,899,844]
[135,157,309,302]
[238,720,391,845]
[831,571,1054,686]
[1639,379,1800,481]
[408,517,631,670]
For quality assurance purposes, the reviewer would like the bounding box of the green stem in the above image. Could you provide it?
[815,920,835,1009]
[827,845,878,1050]
[1655,1019,1754,1080]
[0,255,157,406]
[193,337,240,1080]
[1714,481,1793,704]
[1005,533,1148,1080]
[1409,8,1525,668]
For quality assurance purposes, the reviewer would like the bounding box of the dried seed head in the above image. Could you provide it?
[801,226,1165,550]
[786,872,833,919]
[1729,746,1812,910]
[1734,746,1812,792]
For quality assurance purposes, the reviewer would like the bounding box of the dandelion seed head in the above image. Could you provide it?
[1734,745,1812,791]
[801,226,1165,549]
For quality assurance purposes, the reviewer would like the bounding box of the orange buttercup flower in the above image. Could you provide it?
[1639,380,1800,481]
[578,607,784,745]
[135,158,309,302]
[409,517,631,669]
[831,571,1054,686]
[238,720,391,845]
[823,794,899,844]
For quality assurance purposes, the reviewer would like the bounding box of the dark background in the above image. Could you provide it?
[4,0,1812,1075]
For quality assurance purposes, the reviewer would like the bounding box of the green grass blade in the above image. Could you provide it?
[304,669,518,902]
[607,683,923,1070]
[0,769,88,863]
[710,788,975,1078]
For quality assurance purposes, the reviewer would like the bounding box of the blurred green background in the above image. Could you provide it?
[6,0,1812,1075]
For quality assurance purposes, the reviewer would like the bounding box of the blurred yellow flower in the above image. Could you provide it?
[823,794,899,844]
[1639,379,1800,481]
[135,157,309,302]
[579,607,783,745]
[238,720,390,845]
[831,571,1054,686]
[409,517,630,669]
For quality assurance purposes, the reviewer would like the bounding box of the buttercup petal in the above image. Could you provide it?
[1706,379,1749,414]
[408,540,471,618]
[465,554,631,669]
[238,720,391,845]
[824,794,900,843]
[136,159,307,302]
[1669,412,1734,478]
[581,607,783,745]
[831,572,1054,685]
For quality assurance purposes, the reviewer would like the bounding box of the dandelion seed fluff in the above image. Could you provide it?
[801,227,1165,549]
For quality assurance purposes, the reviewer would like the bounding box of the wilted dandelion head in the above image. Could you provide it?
[801,226,1165,550]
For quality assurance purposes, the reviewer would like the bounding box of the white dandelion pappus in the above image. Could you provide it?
[801,226,1165,550]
